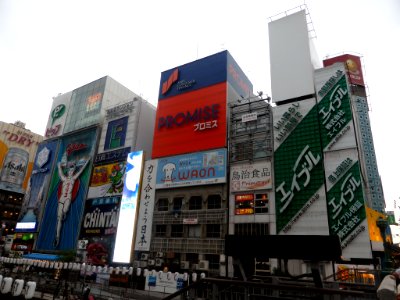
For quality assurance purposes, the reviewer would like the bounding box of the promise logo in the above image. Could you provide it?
[162,69,179,95]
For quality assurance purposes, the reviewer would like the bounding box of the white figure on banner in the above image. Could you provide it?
[54,157,90,247]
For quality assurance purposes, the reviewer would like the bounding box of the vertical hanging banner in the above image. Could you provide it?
[113,151,144,263]
[273,98,328,235]
[315,63,371,259]
[135,159,158,251]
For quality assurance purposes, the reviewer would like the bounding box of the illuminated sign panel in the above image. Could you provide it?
[323,54,365,87]
[16,139,58,233]
[134,159,158,252]
[104,116,129,150]
[156,149,227,189]
[152,83,227,158]
[235,194,254,215]
[113,151,144,263]
[36,128,97,251]
[79,196,120,265]
[87,161,127,199]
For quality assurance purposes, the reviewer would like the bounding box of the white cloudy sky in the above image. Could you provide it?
[1,0,399,212]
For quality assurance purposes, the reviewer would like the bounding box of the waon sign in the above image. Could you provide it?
[152,82,227,158]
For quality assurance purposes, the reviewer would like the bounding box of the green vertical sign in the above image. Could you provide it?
[326,162,366,246]
[318,74,353,150]
[274,100,324,233]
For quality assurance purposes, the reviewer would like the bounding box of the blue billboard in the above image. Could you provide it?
[158,50,252,100]
[36,128,98,251]
[155,149,227,189]
[16,139,59,232]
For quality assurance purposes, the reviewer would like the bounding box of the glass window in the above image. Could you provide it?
[155,225,167,237]
[235,223,269,236]
[189,196,202,210]
[207,194,221,209]
[188,225,201,238]
[206,224,220,238]
[171,225,184,237]
[158,198,169,211]
[255,193,269,214]
[173,197,183,211]
[205,254,220,270]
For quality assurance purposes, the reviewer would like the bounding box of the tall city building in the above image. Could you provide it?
[0,121,43,254]
[14,76,156,261]
[136,50,254,277]
[268,8,387,277]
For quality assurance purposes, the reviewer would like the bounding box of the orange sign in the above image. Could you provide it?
[152,82,227,158]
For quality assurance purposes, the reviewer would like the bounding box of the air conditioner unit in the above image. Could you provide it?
[140,261,148,268]
[198,260,209,270]
[155,258,164,266]
[180,261,189,269]
[156,252,164,258]
[192,264,199,270]
[141,253,149,261]
[133,261,140,268]
[148,259,155,266]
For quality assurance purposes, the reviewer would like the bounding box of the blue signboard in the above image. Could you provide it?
[158,51,227,100]
[16,139,59,232]
[158,50,253,100]
[156,149,227,189]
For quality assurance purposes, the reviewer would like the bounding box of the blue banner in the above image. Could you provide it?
[156,149,227,189]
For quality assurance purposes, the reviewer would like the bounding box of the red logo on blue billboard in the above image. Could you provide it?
[162,68,179,95]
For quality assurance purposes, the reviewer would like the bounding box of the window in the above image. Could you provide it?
[206,224,220,238]
[189,196,202,210]
[155,225,167,237]
[255,193,268,214]
[158,198,169,211]
[173,197,183,211]
[235,223,269,236]
[188,225,201,238]
[207,194,221,209]
[205,254,220,270]
[171,225,184,237]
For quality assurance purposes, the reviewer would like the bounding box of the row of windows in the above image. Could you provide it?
[155,224,222,238]
[157,195,222,212]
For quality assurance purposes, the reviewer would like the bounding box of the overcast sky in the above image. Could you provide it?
[1,0,399,212]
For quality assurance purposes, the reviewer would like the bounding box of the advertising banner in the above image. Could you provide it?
[156,149,227,189]
[64,77,106,134]
[316,64,370,258]
[0,122,42,194]
[79,196,120,265]
[323,54,365,86]
[159,51,227,100]
[87,161,127,199]
[230,161,272,192]
[44,92,71,140]
[152,82,227,158]
[145,271,186,294]
[315,64,357,152]
[135,159,158,252]
[16,139,59,232]
[113,151,144,263]
[36,128,98,251]
[273,98,328,235]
